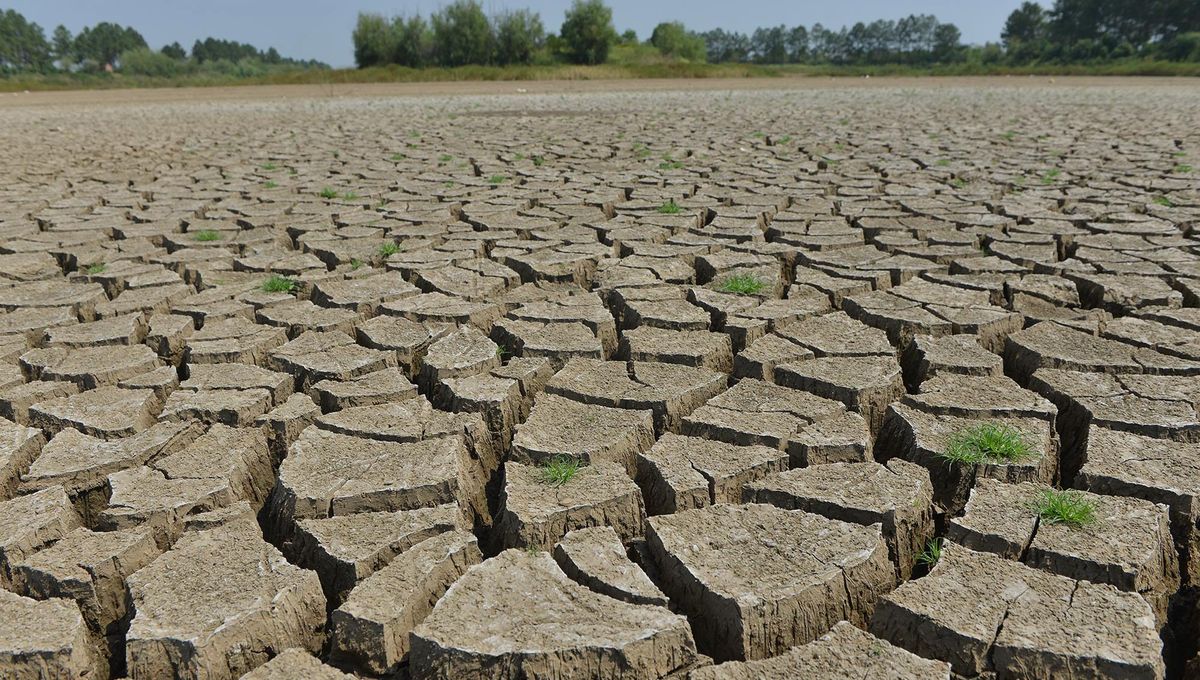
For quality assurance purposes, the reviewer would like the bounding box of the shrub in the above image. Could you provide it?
[494,10,545,65]
[431,0,494,67]
[560,0,617,65]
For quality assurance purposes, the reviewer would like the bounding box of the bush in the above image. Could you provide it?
[353,13,394,68]
[431,0,493,67]
[495,10,545,65]
[649,21,706,62]
[560,0,617,65]
[119,47,182,77]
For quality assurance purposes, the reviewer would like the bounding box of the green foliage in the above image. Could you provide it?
[161,42,187,60]
[560,0,618,65]
[650,22,707,62]
[1175,164,1194,173]
[916,538,943,568]
[532,155,545,166]
[84,263,106,274]
[1152,196,1174,207]
[318,187,339,199]
[538,455,583,487]
[0,9,53,73]
[495,10,545,65]
[379,241,400,257]
[431,0,494,67]
[73,21,147,69]
[261,274,297,293]
[718,274,767,295]
[350,258,364,270]
[119,48,182,77]
[488,174,507,184]
[658,199,681,214]
[1034,489,1098,528]
[939,423,1033,466]
[263,180,278,189]
[192,230,221,242]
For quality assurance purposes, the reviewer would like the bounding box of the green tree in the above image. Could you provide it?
[649,21,706,61]
[161,42,187,60]
[353,12,395,67]
[431,0,493,66]
[393,15,432,67]
[1003,2,1048,47]
[51,24,73,68]
[494,10,545,65]
[560,0,617,64]
[120,47,181,76]
[932,22,964,62]
[75,22,147,69]
[0,9,52,72]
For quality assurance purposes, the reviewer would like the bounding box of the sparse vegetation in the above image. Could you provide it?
[939,423,1033,466]
[263,180,278,189]
[1175,164,1194,173]
[261,162,277,170]
[379,241,399,257]
[1034,489,1098,528]
[261,274,297,293]
[488,174,507,184]
[192,229,221,242]
[532,155,545,166]
[1152,196,1174,207]
[718,274,767,295]
[84,263,106,274]
[658,199,681,214]
[538,455,583,487]
[350,258,364,270]
[318,187,338,199]
[916,538,943,568]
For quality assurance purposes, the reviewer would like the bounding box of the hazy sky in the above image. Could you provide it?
[10,0,1028,67]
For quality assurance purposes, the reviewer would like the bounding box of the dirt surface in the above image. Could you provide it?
[0,77,1198,678]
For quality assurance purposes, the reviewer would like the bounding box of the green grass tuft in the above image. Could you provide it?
[263,180,278,189]
[192,230,221,242]
[318,187,339,199]
[1034,489,1097,528]
[538,455,583,487]
[939,423,1033,466]
[916,538,943,568]
[378,241,399,257]
[532,155,545,167]
[718,274,767,295]
[261,162,277,171]
[1152,196,1174,207]
[261,274,297,293]
[658,199,681,214]
[1175,164,1193,174]
[658,159,684,170]
[488,174,507,184]
[84,263,106,274]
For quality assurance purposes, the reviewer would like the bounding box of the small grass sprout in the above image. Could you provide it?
[916,538,943,568]
[532,155,545,167]
[192,230,221,242]
[350,258,364,270]
[658,199,681,214]
[1152,196,1174,207]
[538,455,583,487]
[488,174,507,184]
[378,241,399,257]
[263,180,278,189]
[939,423,1033,466]
[261,274,297,293]
[318,187,338,199]
[1034,489,1097,528]
[718,274,767,295]
[261,162,277,171]
[84,263,106,274]
[1174,164,1193,173]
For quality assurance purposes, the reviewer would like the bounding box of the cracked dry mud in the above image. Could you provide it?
[0,77,1197,679]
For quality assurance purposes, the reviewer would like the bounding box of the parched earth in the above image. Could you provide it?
[0,77,1198,679]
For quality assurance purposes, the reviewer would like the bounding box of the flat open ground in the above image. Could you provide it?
[0,77,1198,679]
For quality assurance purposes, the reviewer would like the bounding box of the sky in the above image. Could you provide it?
[9,0,1029,68]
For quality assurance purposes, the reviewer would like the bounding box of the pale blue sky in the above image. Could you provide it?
[10,0,1028,67]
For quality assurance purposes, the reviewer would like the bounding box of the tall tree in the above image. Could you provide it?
[352,13,394,68]
[649,21,706,61]
[1002,2,1048,48]
[494,10,545,65]
[0,10,52,72]
[75,22,147,68]
[430,0,493,67]
[560,0,617,65]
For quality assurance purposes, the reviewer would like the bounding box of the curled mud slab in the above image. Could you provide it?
[0,79,1197,677]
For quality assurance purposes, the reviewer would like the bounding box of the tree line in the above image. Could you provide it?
[351,0,1198,69]
[0,10,325,75]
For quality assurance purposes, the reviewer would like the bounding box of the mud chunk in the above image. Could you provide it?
[0,417,43,499]
[647,503,894,661]
[682,378,845,449]
[330,530,481,675]
[311,367,417,412]
[29,386,160,439]
[870,543,1163,679]
[20,344,162,389]
[496,460,646,550]
[125,520,326,680]
[745,459,935,580]
[409,549,698,679]
[185,316,287,366]
[292,505,458,605]
[254,393,321,465]
[0,486,82,586]
[691,620,950,680]
[636,433,787,515]
[948,479,1178,625]
[775,354,904,434]
[239,648,355,680]
[511,394,655,476]
[552,526,668,606]
[0,589,99,680]
[619,326,734,373]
